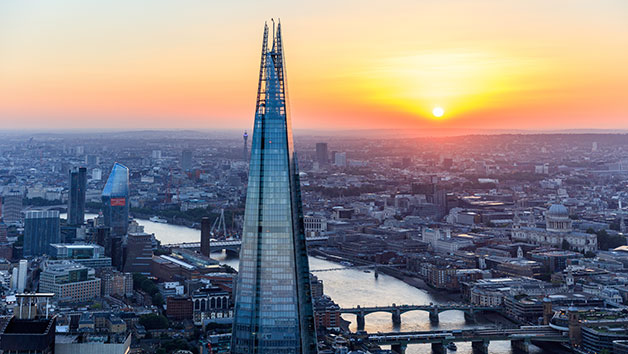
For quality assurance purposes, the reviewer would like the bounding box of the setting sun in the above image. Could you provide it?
[433,107,445,118]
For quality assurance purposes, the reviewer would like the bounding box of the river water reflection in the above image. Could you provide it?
[80,214,553,354]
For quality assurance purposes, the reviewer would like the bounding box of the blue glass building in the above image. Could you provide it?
[67,167,87,225]
[24,210,60,257]
[101,163,130,236]
[231,21,317,354]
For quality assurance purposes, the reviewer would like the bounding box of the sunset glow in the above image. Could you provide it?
[0,1,627,131]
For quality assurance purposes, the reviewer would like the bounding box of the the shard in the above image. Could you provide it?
[231,21,318,354]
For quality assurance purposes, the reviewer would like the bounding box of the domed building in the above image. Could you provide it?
[546,204,572,232]
[512,204,597,253]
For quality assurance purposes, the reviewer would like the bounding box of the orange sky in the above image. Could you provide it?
[0,1,627,131]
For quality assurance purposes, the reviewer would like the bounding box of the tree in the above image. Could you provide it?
[132,273,147,290]
[561,239,570,251]
[596,229,625,251]
[141,278,158,296]
[152,293,164,307]
[139,313,169,330]
[584,251,596,258]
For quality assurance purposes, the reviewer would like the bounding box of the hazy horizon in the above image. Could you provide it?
[1,0,627,131]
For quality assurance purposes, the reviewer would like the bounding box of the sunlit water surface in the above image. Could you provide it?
[74,213,554,353]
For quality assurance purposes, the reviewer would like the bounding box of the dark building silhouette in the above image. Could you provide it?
[0,316,56,354]
[123,232,153,275]
[1,294,56,354]
[24,211,60,257]
[316,142,329,166]
[200,217,211,257]
[181,149,193,171]
[167,296,193,321]
[67,167,87,226]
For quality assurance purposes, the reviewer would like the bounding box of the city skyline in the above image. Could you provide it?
[2,2,628,351]
[1,0,627,131]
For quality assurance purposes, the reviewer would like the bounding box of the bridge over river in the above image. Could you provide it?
[361,325,567,354]
[340,303,502,330]
[163,236,329,255]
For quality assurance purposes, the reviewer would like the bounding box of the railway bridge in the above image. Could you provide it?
[340,303,501,330]
[362,325,567,354]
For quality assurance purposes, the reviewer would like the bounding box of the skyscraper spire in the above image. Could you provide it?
[231,21,317,354]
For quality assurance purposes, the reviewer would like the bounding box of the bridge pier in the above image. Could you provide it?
[356,312,365,332]
[464,310,477,322]
[429,308,439,323]
[471,339,490,354]
[431,342,446,354]
[392,309,401,326]
[391,343,406,354]
[511,339,531,354]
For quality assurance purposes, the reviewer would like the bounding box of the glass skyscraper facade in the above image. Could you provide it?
[231,21,317,354]
[24,210,60,257]
[101,163,130,236]
[68,166,87,225]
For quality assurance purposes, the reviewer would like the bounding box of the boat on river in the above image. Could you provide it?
[149,216,168,223]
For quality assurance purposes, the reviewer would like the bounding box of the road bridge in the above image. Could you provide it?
[340,303,501,330]
[363,326,567,354]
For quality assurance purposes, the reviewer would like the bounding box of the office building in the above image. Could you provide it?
[123,232,153,275]
[304,215,327,237]
[181,149,193,170]
[49,243,104,259]
[92,168,102,181]
[39,262,101,302]
[110,235,124,271]
[193,285,232,325]
[49,243,111,268]
[17,259,28,292]
[0,220,12,260]
[98,269,133,297]
[24,211,60,257]
[231,21,317,354]
[315,142,328,166]
[95,226,123,270]
[101,163,130,236]
[200,217,211,257]
[334,152,347,167]
[11,267,18,290]
[85,154,99,166]
[67,167,87,226]
[167,296,194,321]
[2,192,23,225]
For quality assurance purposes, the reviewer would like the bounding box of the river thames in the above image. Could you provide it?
[82,214,552,353]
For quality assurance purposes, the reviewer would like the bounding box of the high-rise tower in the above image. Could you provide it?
[243,130,249,160]
[315,143,328,166]
[68,167,87,225]
[24,211,60,257]
[231,21,317,354]
[101,163,130,236]
[181,149,193,171]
